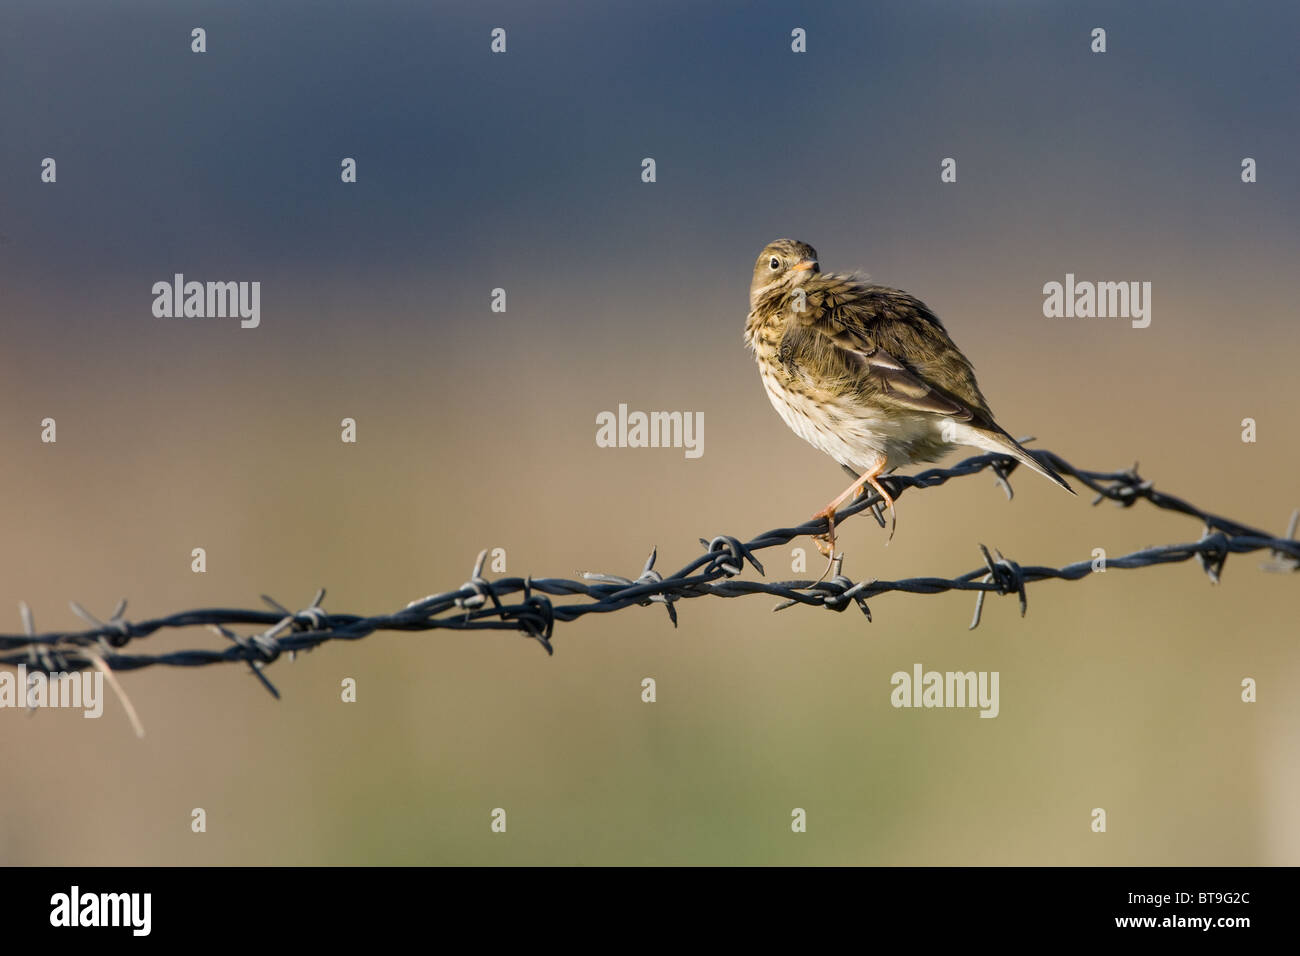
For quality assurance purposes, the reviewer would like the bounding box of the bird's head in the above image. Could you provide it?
[750,239,820,309]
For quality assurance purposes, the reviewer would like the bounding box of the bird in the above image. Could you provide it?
[745,238,1075,560]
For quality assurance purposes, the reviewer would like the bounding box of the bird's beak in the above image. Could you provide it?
[792,259,818,272]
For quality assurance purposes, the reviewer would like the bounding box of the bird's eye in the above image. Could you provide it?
[769,257,781,270]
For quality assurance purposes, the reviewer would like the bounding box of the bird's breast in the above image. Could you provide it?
[755,358,956,472]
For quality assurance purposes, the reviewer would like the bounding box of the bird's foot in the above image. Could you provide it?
[856,477,897,544]
[810,509,839,584]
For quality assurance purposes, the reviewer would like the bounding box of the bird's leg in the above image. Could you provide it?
[811,483,858,554]
[857,459,897,544]
[843,464,886,528]
[809,475,871,583]
[810,457,896,563]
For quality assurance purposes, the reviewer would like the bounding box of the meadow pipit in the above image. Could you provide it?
[745,239,1074,558]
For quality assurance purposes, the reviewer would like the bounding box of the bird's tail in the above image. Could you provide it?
[964,426,1076,496]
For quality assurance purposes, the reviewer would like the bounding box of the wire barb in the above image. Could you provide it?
[1,451,1295,685]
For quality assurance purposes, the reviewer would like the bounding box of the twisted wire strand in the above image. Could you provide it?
[2,450,1295,699]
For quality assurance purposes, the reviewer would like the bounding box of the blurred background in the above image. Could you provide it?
[0,0,1296,865]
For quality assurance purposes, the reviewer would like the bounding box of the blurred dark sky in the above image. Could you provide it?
[2,0,1297,324]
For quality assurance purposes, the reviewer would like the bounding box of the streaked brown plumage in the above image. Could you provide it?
[745,239,1074,556]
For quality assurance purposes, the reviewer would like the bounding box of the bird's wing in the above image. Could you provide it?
[798,280,994,424]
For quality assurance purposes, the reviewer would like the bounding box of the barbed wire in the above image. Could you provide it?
[2,449,1296,704]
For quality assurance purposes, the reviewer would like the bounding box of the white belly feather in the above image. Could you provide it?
[759,366,956,474]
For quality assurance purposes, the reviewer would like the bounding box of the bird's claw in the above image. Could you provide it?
[811,520,839,584]
[813,532,835,558]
